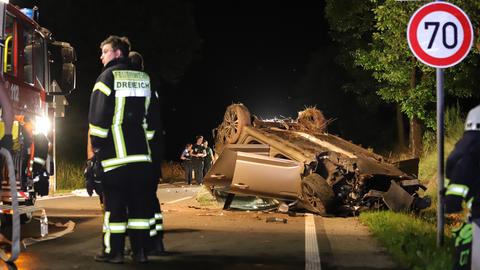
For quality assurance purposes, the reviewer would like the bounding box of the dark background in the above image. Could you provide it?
[11,0,397,161]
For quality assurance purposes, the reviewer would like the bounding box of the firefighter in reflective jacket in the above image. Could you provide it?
[89,35,154,264]
[445,105,480,270]
[129,51,165,255]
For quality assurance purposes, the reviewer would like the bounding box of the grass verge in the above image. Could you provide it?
[196,186,219,207]
[360,105,465,269]
[360,211,455,270]
[56,158,84,190]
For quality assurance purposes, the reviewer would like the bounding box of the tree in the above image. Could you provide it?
[326,0,480,157]
[325,0,408,151]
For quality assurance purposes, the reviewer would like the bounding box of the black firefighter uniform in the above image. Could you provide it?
[445,112,480,270]
[88,57,156,255]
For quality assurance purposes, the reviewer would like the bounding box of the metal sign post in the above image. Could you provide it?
[407,1,473,247]
[436,67,444,246]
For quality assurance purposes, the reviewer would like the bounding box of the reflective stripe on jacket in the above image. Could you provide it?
[88,58,154,172]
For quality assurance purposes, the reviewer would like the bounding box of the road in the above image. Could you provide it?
[0,185,400,270]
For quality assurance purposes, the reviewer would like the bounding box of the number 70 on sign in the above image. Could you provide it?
[407,2,473,68]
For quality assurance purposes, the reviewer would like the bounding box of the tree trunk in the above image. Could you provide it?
[409,116,423,157]
[408,61,423,157]
[395,104,405,150]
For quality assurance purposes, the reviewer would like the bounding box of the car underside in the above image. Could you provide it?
[204,104,431,216]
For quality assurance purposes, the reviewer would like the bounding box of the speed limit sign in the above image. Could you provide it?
[407,2,473,68]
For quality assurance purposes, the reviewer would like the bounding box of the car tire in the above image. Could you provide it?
[222,103,251,144]
[299,173,335,215]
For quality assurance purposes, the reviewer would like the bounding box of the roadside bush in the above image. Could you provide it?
[56,158,84,191]
[54,159,186,190]
[419,104,464,200]
[361,105,465,269]
[161,161,185,183]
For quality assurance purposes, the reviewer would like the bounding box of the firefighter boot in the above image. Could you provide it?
[132,248,148,263]
[148,236,166,256]
[94,251,124,264]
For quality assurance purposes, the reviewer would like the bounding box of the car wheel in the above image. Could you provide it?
[221,103,251,144]
[299,173,335,215]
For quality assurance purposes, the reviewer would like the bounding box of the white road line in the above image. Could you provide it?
[305,213,321,270]
[165,196,195,204]
[36,194,76,201]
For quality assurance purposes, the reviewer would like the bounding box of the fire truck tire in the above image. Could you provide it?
[298,173,335,215]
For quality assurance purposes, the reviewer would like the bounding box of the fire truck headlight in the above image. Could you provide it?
[34,116,50,136]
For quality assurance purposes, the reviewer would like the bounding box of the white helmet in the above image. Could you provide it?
[465,105,480,131]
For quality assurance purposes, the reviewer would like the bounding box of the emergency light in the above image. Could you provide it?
[20,8,33,19]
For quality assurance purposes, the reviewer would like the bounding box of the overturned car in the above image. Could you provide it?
[204,104,431,215]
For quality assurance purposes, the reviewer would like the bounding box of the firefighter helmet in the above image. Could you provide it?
[465,105,480,131]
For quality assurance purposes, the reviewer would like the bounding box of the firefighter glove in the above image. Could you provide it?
[84,159,95,196]
[84,156,104,197]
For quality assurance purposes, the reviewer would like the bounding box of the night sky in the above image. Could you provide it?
[11,0,389,161]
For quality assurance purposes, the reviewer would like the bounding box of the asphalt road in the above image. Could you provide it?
[0,186,400,270]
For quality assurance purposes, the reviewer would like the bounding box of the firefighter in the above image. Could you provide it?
[445,104,480,270]
[129,51,166,255]
[89,35,154,264]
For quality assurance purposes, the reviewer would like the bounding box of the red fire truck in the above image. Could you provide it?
[0,2,76,262]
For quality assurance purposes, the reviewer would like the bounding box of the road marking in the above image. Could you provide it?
[305,213,321,270]
[36,194,76,201]
[165,196,195,204]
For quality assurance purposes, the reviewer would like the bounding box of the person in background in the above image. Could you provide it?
[191,135,206,185]
[202,140,214,177]
[180,143,193,185]
[129,51,166,256]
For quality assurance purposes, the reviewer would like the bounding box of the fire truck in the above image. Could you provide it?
[0,2,76,262]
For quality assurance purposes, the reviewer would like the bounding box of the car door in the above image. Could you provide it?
[204,145,302,200]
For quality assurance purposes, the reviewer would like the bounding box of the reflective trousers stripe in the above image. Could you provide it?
[33,157,46,166]
[103,223,127,234]
[127,219,151,229]
[102,212,128,254]
[103,212,111,254]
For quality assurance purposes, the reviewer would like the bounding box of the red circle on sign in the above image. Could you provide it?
[407,2,473,68]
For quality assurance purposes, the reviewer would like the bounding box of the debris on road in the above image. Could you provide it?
[23,220,75,246]
[197,212,225,217]
[266,217,288,224]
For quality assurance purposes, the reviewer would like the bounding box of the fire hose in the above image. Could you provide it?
[0,148,20,262]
